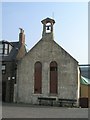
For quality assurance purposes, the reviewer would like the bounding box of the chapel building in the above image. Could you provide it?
[16,18,80,106]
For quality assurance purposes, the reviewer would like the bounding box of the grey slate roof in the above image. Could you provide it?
[80,65,90,83]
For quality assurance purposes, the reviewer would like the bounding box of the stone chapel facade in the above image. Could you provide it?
[16,18,80,106]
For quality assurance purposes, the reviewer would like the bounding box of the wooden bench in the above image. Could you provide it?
[38,97,56,106]
[58,98,77,107]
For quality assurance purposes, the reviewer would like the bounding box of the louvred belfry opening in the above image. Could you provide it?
[50,61,58,94]
[34,61,42,94]
[41,17,55,36]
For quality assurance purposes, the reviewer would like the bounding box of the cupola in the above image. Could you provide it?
[41,17,55,37]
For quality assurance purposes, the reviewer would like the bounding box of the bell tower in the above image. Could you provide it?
[41,17,55,37]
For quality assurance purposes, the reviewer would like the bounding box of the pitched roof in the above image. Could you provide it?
[81,76,90,85]
[41,17,55,24]
[1,40,21,61]
[80,66,90,79]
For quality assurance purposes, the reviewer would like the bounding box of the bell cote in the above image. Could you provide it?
[41,17,55,37]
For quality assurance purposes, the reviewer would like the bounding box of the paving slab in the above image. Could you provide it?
[2,103,89,118]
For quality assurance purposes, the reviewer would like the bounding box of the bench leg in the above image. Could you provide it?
[72,103,74,107]
[39,100,41,105]
[59,102,62,107]
[51,101,53,106]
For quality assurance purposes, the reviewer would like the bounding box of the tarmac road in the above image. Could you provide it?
[2,103,89,118]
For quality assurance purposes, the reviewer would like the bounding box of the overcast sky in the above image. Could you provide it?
[2,2,88,64]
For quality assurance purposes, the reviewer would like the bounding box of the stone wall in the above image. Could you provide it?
[17,34,78,105]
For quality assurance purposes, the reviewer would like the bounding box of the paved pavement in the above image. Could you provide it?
[2,103,89,118]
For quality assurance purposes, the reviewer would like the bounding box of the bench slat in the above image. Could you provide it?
[38,97,56,100]
[58,98,77,107]
[38,97,56,106]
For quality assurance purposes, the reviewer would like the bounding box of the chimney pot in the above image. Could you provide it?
[19,28,25,45]
[19,28,24,33]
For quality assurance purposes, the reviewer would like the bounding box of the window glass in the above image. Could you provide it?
[4,43,8,55]
[2,65,6,70]
[2,71,5,74]
[0,44,3,54]
[5,44,8,49]
[5,49,8,54]
[0,49,3,54]
[0,44,3,48]
[2,65,6,74]
[9,44,12,53]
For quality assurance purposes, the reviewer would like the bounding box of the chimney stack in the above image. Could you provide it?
[19,28,25,45]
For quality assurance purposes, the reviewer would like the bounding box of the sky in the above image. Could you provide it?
[1,2,88,64]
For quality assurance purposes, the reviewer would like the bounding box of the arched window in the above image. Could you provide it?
[34,61,42,94]
[50,61,58,94]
